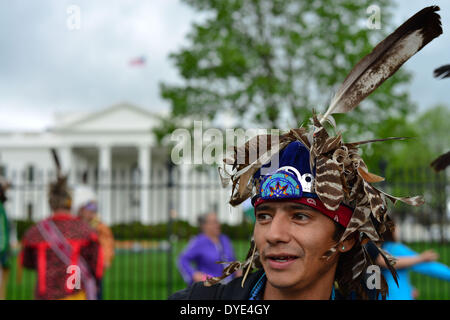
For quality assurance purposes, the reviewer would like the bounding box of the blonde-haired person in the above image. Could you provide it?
[73,184,115,299]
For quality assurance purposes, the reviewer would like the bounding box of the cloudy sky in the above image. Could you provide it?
[1,0,449,131]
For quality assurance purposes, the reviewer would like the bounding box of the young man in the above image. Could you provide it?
[19,151,104,300]
[170,141,384,300]
[169,6,441,300]
[252,198,353,300]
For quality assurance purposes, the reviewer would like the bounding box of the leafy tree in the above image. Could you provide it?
[158,0,449,230]
[160,0,415,145]
[378,105,450,170]
[372,105,450,235]
[157,0,450,240]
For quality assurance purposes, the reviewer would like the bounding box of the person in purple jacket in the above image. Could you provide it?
[178,212,242,285]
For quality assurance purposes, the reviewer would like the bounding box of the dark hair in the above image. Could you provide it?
[333,217,392,300]
[197,214,206,226]
[381,219,396,242]
[48,176,72,211]
[197,212,216,227]
[332,221,345,242]
[332,222,364,299]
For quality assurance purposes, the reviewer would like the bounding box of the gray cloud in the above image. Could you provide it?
[0,0,449,131]
[0,0,200,130]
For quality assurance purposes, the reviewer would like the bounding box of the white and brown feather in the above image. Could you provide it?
[215,6,438,289]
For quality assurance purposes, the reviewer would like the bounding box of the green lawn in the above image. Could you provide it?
[6,240,251,300]
[5,241,450,300]
[407,242,450,300]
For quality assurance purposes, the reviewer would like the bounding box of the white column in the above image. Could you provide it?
[99,145,112,225]
[138,145,151,224]
[99,145,111,174]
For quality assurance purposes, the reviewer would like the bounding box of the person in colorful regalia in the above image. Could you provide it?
[19,150,103,300]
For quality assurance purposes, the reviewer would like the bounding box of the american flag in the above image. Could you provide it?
[129,56,146,66]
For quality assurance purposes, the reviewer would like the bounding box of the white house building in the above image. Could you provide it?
[0,103,241,226]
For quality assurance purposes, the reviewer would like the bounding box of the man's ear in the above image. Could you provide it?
[339,233,357,253]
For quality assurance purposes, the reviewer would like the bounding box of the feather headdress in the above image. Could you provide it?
[321,5,442,122]
[208,6,441,299]
[434,64,450,79]
[48,148,72,211]
[431,63,450,172]
[430,151,450,172]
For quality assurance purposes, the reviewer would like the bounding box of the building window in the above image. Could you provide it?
[27,203,33,221]
[0,165,6,177]
[27,165,34,183]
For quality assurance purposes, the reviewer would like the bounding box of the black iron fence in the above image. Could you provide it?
[1,165,449,299]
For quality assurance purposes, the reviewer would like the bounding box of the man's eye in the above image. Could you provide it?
[293,213,310,221]
[256,213,271,221]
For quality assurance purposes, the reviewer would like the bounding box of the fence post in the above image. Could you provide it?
[437,171,447,244]
[166,160,175,297]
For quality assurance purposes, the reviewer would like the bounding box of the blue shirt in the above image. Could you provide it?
[381,241,450,300]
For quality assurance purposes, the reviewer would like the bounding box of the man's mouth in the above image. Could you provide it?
[267,255,298,262]
[265,253,299,269]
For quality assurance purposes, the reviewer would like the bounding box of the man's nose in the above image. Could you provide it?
[266,211,291,244]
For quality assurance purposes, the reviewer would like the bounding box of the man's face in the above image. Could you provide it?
[254,201,339,291]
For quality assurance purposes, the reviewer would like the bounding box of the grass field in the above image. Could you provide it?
[407,242,450,300]
[5,240,450,300]
[6,240,251,300]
